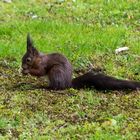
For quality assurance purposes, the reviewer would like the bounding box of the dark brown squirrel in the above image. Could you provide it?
[22,34,140,91]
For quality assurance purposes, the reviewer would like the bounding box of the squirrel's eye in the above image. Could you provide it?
[26,57,31,63]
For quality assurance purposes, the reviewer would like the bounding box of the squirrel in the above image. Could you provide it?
[22,34,140,91]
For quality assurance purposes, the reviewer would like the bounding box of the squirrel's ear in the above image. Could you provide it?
[27,33,39,56]
[32,46,39,56]
[27,33,33,51]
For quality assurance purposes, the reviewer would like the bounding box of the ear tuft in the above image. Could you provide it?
[27,33,34,51]
[26,33,39,56]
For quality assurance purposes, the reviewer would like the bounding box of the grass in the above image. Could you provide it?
[0,0,140,139]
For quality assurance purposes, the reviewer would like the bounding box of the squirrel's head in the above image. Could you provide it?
[22,33,39,75]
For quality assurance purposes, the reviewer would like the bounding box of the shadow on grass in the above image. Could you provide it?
[11,82,78,96]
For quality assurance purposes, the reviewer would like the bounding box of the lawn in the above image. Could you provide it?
[0,0,140,139]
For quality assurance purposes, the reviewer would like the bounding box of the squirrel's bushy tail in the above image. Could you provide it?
[72,71,140,90]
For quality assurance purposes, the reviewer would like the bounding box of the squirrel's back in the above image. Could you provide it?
[46,53,72,90]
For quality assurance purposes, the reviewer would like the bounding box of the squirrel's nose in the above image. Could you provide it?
[22,64,28,70]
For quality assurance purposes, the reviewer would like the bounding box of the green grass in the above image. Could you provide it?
[0,0,140,139]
